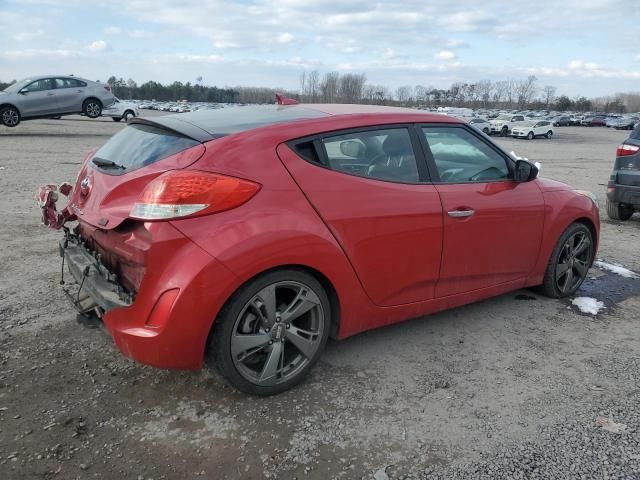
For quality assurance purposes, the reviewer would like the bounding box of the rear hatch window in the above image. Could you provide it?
[92,124,199,174]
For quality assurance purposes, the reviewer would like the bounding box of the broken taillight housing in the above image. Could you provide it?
[130,171,260,220]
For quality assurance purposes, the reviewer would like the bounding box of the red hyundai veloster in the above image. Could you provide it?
[39,102,600,395]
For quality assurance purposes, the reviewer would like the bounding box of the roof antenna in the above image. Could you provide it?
[275,93,299,105]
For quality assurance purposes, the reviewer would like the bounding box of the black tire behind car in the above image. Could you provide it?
[539,222,595,298]
[1,106,21,127]
[606,198,634,221]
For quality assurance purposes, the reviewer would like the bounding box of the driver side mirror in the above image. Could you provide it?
[514,159,539,182]
[339,140,364,158]
[19,88,28,94]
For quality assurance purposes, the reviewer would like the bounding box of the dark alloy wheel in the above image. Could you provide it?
[540,223,594,298]
[606,198,633,221]
[501,126,509,137]
[83,99,102,118]
[546,130,553,139]
[210,269,330,395]
[1,106,21,127]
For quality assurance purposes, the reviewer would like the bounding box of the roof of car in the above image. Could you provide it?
[130,104,454,142]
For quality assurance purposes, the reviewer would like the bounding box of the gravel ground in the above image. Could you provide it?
[1,116,639,479]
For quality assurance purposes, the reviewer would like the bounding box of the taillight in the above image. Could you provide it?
[616,143,640,156]
[130,171,260,220]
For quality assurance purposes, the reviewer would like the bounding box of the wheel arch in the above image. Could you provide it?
[574,216,598,254]
[0,103,21,114]
[83,96,103,107]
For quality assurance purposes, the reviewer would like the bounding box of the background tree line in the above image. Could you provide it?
[2,73,640,112]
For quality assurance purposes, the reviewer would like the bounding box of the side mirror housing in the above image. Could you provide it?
[339,140,364,158]
[19,88,28,94]
[514,159,539,182]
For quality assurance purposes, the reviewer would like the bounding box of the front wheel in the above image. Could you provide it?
[501,126,509,137]
[209,269,331,395]
[527,131,534,140]
[540,223,595,298]
[83,99,102,118]
[606,198,634,221]
[1,106,21,127]
[123,110,135,121]
[482,127,489,135]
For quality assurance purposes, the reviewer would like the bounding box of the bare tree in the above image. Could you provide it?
[395,85,413,104]
[321,71,340,103]
[542,85,557,110]
[307,70,320,103]
[476,80,492,108]
[493,80,508,106]
[338,73,366,103]
[299,71,306,101]
[515,75,538,109]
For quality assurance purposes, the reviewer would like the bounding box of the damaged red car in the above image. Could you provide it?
[39,102,600,395]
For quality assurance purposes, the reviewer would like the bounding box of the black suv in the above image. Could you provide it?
[607,126,640,220]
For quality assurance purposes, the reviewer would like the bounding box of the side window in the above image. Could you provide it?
[422,127,510,183]
[55,78,69,89]
[23,78,55,92]
[320,128,419,183]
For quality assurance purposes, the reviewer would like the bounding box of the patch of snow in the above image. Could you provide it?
[594,260,639,279]
[571,297,605,315]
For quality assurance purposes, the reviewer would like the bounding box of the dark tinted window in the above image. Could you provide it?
[55,78,84,88]
[320,128,419,183]
[92,124,199,173]
[422,126,509,183]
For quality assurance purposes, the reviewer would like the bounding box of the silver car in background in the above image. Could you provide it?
[0,75,115,127]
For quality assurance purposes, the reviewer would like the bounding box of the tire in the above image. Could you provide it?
[540,222,595,298]
[122,110,135,121]
[209,269,331,396]
[606,198,634,221]
[482,127,489,134]
[1,106,21,127]
[501,126,509,137]
[527,131,534,140]
[82,99,102,118]
[546,130,553,139]
[111,117,122,122]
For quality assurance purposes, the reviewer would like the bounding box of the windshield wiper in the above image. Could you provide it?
[92,157,125,170]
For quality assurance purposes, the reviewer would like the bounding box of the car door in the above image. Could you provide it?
[277,126,443,307]
[17,78,58,117]
[418,124,545,297]
[54,78,84,113]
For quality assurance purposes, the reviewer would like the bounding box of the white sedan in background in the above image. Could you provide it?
[467,117,491,134]
[101,97,139,122]
[511,120,554,139]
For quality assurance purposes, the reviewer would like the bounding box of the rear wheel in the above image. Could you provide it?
[83,99,102,118]
[123,110,135,121]
[1,106,20,127]
[210,269,331,395]
[606,198,634,221]
[527,131,534,140]
[540,223,594,298]
[546,130,553,138]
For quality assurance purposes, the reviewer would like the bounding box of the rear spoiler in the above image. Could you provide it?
[128,116,224,143]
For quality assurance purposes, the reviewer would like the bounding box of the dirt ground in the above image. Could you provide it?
[1,115,639,480]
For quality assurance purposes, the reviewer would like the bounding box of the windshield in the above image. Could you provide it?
[3,79,31,93]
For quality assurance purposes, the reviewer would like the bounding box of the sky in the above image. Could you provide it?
[1,0,639,98]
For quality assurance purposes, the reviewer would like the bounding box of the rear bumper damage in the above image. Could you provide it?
[60,231,133,315]
[58,222,239,370]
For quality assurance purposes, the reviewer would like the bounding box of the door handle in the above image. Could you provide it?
[448,209,475,218]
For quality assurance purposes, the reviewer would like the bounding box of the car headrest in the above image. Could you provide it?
[382,132,411,156]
